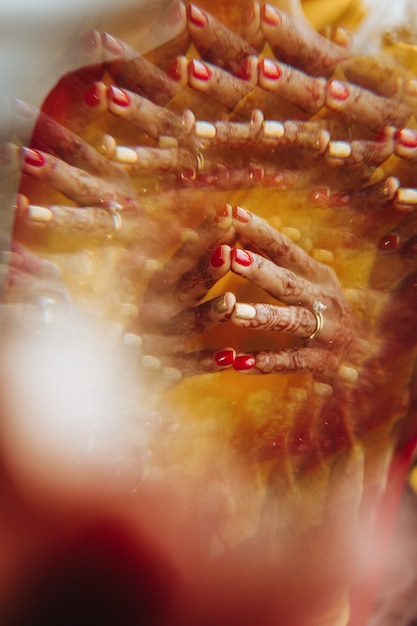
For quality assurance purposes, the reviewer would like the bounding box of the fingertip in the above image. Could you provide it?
[107,85,132,109]
[214,348,235,368]
[83,82,108,110]
[233,354,255,372]
[210,244,232,270]
[231,247,253,271]
[232,205,252,225]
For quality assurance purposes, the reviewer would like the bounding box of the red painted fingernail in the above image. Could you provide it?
[232,206,251,223]
[214,349,235,367]
[23,147,44,167]
[234,354,255,371]
[260,58,282,80]
[395,128,417,149]
[210,246,225,268]
[242,3,256,27]
[378,233,400,252]
[79,29,99,53]
[261,3,281,26]
[309,188,330,207]
[167,1,183,25]
[108,85,131,107]
[232,248,252,267]
[215,205,230,221]
[84,83,102,107]
[187,3,207,27]
[102,32,124,55]
[328,79,350,101]
[237,59,252,81]
[167,58,182,81]
[190,59,211,81]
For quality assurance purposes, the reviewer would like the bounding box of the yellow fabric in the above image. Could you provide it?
[302,0,368,31]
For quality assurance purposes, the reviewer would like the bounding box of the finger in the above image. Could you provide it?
[111,145,199,175]
[257,58,326,115]
[171,245,233,306]
[7,241,62,281]
[168,347,236,377]
[43,80,109,137]
[325,130,395,168]
[32,105,128,183]
[230,207,331,282]
[15,200,121,241]
[394,128,417,161]
[162,292,236,337]
[167,56,253,111]
[185,3,256,74]
[21,147,138,212]
[142,244,233,326]
[187,163,265,191]
[232,302,318,339]
[106,84,194,142]
[191,109,264,149]
[325,79,411,133]
[230,247,318,307]
[192,113,329,154]
[107,39,182,106]
[393,186,417,212]
[141,0,190,69]
[40,30,108,131]
[240,2,265,50]
[259,3,348,77]
[233,347,339,377]
[146,205,234,295]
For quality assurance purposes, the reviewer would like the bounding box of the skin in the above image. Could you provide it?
[2,4,417,626]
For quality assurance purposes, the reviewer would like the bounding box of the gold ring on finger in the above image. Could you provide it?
[308,300,327,340]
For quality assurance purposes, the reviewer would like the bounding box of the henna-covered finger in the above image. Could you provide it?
[111,145,201,175]
[261,119,330,153]
[145,206,234,298]
[232,301,321,339]
[107,39,182,106]
[186,3,256,74]
[32,106,128,184]
[164,347,236,377]
[192,109,264,149]
[230,246,319,307]
[162,291,236,337]
[168,56,254,111]
[325,80,411,133]
[257,58,327,115]
[141,0,190,69]
[186,163,265,191]
[169,244,233,307]
[240,2,265,50]
[325,129,395,168]
[233,347,339,377]
[21,147,138,212]
[106,84,194,142]
[259,3,349,77]
[15,198,126,241]
[230,207,331,281]
[142,243,234,329]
